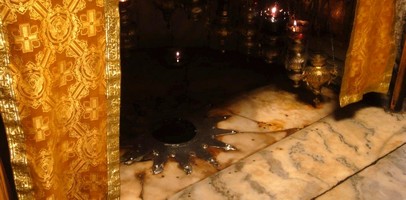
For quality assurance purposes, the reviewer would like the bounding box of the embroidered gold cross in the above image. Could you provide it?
[13,24,40,53]
[32,116,50,142]
[55,61,74,87]
[80,10,101,37]
[83,97,99,120]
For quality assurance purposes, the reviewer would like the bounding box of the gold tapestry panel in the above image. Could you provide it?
[0,0,121,198]
[339,0,396,107]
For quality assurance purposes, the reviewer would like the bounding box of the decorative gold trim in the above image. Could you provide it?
[104,0,121,198]
[0,20,34,199]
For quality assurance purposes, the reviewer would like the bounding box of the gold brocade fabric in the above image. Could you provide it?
[0,0,120,198]
[339,0,396,107]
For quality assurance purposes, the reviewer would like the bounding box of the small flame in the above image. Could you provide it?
[271,6,277,14]
[176,51,181,63]
[292,20,298,32]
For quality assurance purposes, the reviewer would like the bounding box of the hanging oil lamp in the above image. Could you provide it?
[238,0,260,56]
[260,1,288,64]
[285,16,309,87]
[209,0,232,53]
[261,1,283,32]
[287,18,309,44]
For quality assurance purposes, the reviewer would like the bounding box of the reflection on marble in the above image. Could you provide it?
[169,105,406,200]
[317,144,406,200]
[120,85,338,200]
[211,85,337,133]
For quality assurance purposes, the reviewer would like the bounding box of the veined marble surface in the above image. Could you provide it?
[212,85,337,133]
[317,144,406,200]
[169,104,406,200]
[120,85,338,200]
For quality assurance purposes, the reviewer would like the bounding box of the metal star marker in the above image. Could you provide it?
[121,109,237,175]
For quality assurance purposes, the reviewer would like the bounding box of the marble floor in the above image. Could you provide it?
[119,49,406,200]
[169,102,406,200]
[120,84,337,200]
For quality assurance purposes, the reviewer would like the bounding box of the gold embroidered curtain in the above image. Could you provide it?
[0,0,120,198]
[339,0,396,107]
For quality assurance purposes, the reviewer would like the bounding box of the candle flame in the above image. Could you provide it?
[292,20,298,32]
[175,51,181,63]
[271,6,277,14]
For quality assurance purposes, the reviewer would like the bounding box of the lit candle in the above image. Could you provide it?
[288,20,309,41]
[271,6,277,16]
[267,3,279,23]
[175,51,181,63]
[293,20,297,32]
[271,5,277,22]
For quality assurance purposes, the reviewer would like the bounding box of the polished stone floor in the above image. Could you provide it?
[119,48,405,200]
[169,103,406,200]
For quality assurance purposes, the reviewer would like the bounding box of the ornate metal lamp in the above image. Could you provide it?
[302,53,338,105]
[285,44,306,88]
[285,0,339,107]
[285,18,309,87]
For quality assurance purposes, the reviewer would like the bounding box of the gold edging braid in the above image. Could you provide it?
[104,0,121,198]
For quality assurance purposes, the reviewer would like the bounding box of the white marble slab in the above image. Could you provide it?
[169,105,406,200]
[120,85,338,200]
[316,144,406,200]
[211,85,337,133]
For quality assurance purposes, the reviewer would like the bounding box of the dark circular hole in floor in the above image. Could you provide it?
[152,118,197,144]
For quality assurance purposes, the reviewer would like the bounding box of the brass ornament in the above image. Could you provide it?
[302,53,337,105]
[285,44,306,88]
